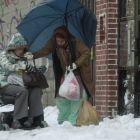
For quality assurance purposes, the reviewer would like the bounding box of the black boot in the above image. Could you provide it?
[0,124,9,131]
[134,94,140,118]
[33,114,48,128]
[23,117,34,129]
[0,112,13,126]
[138,95,140,117]
[11,119,23,129]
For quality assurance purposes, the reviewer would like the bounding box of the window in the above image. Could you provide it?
[118,0,135,114]
[80,0,94,12]
[119,0,134,19]
[118,0,135,68]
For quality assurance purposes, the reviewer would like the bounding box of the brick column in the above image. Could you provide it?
[95,0,118,118]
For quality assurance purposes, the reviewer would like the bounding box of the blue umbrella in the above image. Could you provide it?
[17,0,97,53]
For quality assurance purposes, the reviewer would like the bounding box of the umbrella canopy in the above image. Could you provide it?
[17,0,97,53]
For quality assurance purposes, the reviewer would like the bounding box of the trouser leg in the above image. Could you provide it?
[0,85,28,120]
[28,88,43,117]
[56,97,71,124]
[68,100,82,125]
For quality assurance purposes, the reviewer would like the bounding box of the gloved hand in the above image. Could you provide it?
[67,63,77,71]
[38,65,47,73]
[26,64,35,72]
[24,52,33,60]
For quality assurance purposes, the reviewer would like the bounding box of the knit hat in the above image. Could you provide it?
[6,33,28,51]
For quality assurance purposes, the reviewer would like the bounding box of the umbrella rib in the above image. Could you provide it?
[65,0,69,13]
[19,14,63,26]
[31,16,64,45]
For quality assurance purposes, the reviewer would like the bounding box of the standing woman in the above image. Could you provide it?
[33,26,94,125]
[0,33,46,129]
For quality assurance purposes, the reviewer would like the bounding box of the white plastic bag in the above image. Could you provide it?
[59,71,80,100]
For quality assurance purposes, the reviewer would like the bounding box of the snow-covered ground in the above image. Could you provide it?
[0,105,140,140]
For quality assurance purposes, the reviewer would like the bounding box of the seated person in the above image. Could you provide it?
[0,33,47,129]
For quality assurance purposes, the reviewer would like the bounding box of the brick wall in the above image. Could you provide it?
[95,0,118,118]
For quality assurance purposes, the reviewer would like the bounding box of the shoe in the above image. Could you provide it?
[33,114,48,128]
[32,120,48,128]
[0,112,13,126]
[11,119,23,129]
[23,118,33,128]
[39,121,48,128]
[0,124,10,131]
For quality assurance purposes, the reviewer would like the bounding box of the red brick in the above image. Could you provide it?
[95,0,118,118]
[108,18,117,23]
[108,0,117,2]
[108,55,117,59]
[96,96,117,101]
[108,45,117,49]
[108,86,118,91]
[108,29,117,33]
[108,34,118,39]
[108,39,117,44]
[108,3,117,8]
[108,8,117,13]
[108,59,117,64]
[108,13,118,18]
[108,23,118,28]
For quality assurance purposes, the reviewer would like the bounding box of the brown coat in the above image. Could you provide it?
[33,38,94,96]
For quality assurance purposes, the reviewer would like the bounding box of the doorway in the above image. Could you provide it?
[118,0,135,115]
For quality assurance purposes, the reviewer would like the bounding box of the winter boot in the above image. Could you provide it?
[134,94,140,118]
[23,117,33,129]
[11,119,23,129]
[0,112,13,126]
[0,124,10,131]
[33,114,48,128]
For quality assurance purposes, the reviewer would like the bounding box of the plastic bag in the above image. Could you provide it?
[77,100,99,126]
[59,71,80,100]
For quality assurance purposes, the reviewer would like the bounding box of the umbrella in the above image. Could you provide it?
[17,0,97,53]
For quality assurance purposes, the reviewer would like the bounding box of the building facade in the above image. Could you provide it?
[95,0,118,117]
[81,0,140,118]
[1,0,140,118]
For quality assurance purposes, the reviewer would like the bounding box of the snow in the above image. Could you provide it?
[0,105,14,113]
[0,105,140,140]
